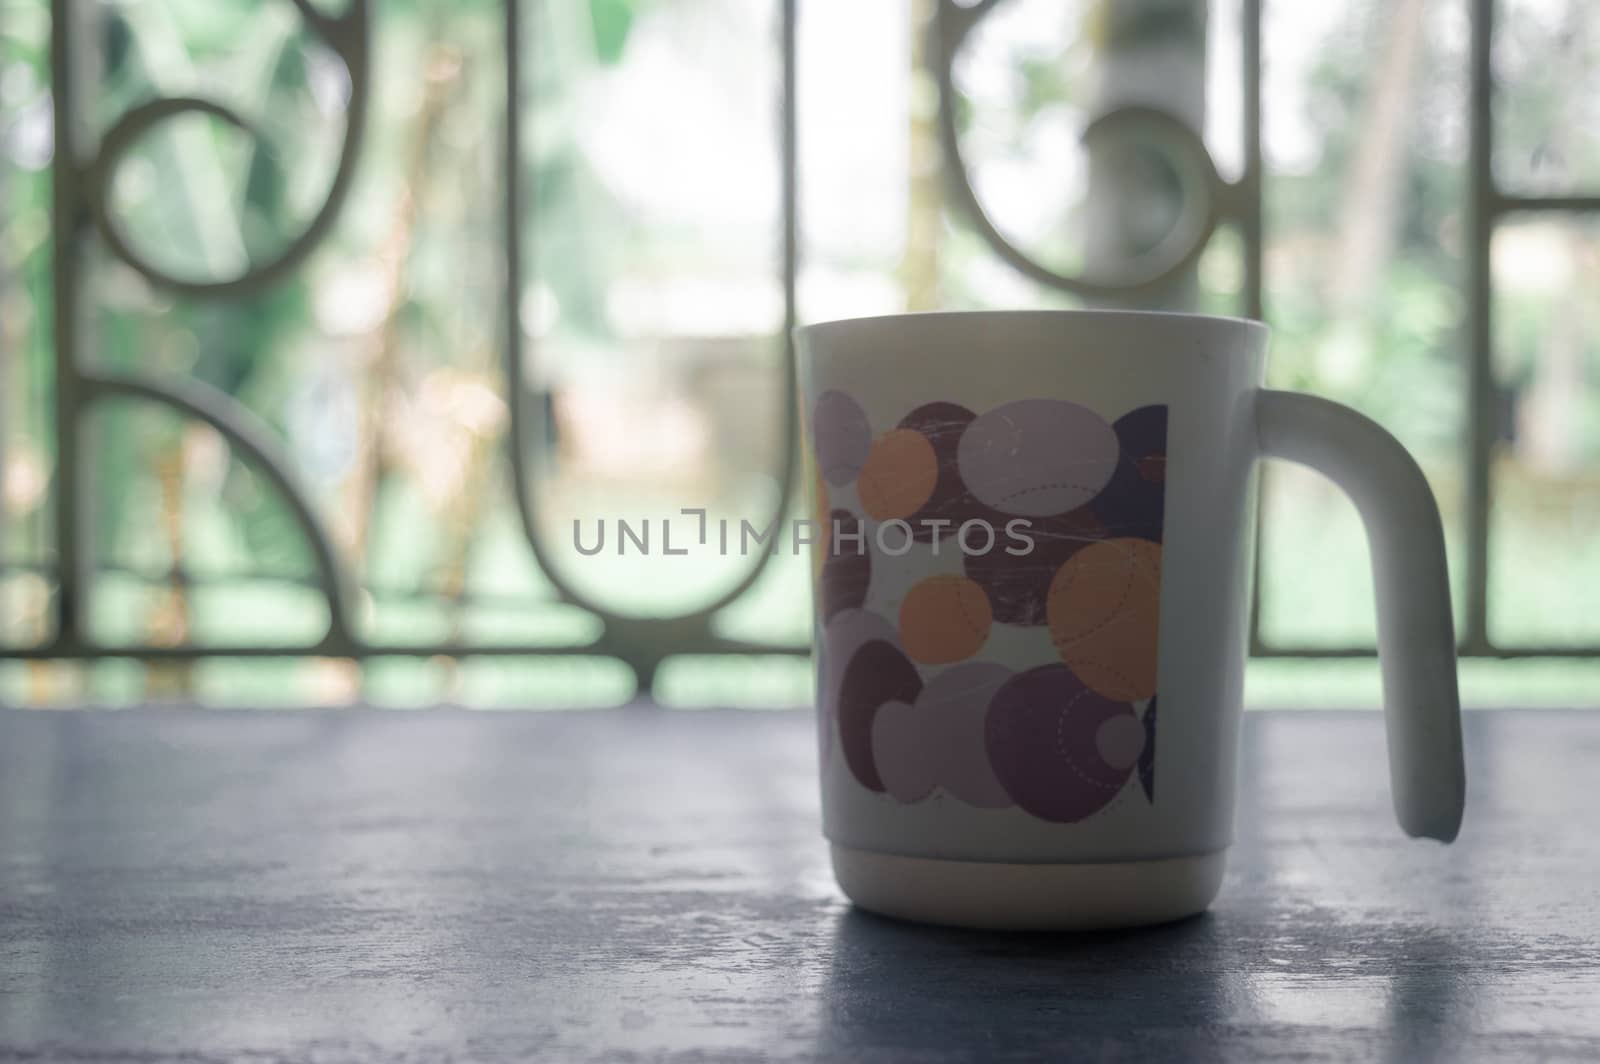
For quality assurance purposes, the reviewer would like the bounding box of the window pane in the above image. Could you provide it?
[1490,216,1600,646]
[525,0,792,621]
[1257,0,1470,647]
[1493,0,1600,196]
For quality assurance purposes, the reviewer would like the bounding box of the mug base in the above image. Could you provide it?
[830,844,1227,931]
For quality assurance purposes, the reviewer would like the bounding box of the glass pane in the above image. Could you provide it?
[1257,0,1470,647]
[13,0,1596,709]
[1489,216,1600,646]
[523,0,793,621]
[14,1,628,697]
[1493,0,1600,195]
[81,402,329,649]
[797,0,913,321]
[1,1,57,652]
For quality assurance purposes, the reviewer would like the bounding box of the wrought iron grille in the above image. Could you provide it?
[8,0,1598,695]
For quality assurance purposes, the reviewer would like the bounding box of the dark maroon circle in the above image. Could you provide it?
[837,640,924,792]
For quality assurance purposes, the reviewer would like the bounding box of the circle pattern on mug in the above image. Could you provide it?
[816,608,897,766]
[899,575,993,664]
[857,429,940,521]
[1046,538,1162,702]
[985,664,1138,823]
[915,662,1013,807]
[871,699,937,803]
[871,663,1014,807]
[813,389,872,485]
[957,399,1119,516]
[806,382,1169,822]
[837,639,923,793]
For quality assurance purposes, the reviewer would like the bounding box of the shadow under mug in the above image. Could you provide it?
[797,310,1464,930]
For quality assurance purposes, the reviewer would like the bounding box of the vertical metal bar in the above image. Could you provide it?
[0,0,10,647]
[1464,0,1495,652]
[1240,0,1263,323]
[781,0,797,345]
[503,0,527,476]
[500,0,597,628]
[0,378,5,649]
[49,0,87,646]
[0,72,8,646]
[1243,0,1268,655]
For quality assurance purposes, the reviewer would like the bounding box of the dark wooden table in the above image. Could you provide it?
[0,708,1597,1062]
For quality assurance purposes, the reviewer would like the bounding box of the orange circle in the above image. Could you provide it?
[1046,538,1162,701]
[856,429,938,522]
[899,575,993,665]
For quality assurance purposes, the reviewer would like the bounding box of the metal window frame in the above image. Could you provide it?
[11,0,1597,692]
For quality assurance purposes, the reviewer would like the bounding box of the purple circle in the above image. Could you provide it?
[1093,405,1169,541]
[985,664,1137,823]
[813,390,872,486]
[819,609,897,704]
[958,399,1118,517]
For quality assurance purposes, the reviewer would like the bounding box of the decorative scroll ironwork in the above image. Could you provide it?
[29,0,803,686]
[495,0,805,688]
[932,0,1244,301]
[43,0,370,657]
[20,0,1594,687]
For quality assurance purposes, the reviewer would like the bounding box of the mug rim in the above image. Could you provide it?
[795,308,1269,348]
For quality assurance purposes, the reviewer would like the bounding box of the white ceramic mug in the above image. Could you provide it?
[796,310,1465,930]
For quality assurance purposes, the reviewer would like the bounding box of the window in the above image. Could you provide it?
[2,0,1596,706]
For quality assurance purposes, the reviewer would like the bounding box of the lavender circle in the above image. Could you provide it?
[872,700,939,803]
[871,664,1015,808]
[813,390,873,486]
[1095,713,1148,771]
[957,399,1119,517]
[916,662,1013,808]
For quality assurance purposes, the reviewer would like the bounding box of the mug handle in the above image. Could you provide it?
[1256,390,1466,842]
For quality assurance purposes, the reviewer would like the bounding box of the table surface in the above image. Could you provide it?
[1,708,1597,1063]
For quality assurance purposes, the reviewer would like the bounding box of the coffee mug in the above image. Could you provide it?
[796,310,1465,930]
